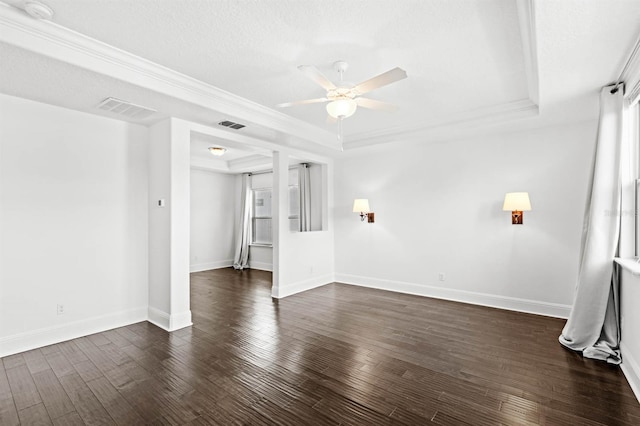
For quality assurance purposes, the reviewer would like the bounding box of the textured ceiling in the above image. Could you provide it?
[37,0,528,115]
[2,0,529,138]
[536,0,640,106]
[1,0,640,156]
[0,41,282,133]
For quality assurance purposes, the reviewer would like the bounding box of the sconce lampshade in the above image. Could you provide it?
[502,192,531,211]
[503,192,531,225]
[327,99,357,119]
[353,199,370,213]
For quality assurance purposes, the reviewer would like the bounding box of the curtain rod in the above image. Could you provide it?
[611,31,640,94]
[249,163,307,176]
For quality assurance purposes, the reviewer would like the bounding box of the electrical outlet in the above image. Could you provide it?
[438,273,446,281]
[56,304,64,315]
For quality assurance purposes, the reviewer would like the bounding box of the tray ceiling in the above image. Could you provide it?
[1,0,639,154]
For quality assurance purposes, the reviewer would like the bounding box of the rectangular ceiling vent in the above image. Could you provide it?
[218,120,246,130]
[96,97,157,119]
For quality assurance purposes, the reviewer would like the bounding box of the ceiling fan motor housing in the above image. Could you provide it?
[333,60,349,73]
[277,62,407,119]
[327,86,356,101]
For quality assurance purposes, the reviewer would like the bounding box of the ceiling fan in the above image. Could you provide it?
[277,61,407,122]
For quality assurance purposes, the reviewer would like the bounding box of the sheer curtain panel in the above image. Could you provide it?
[233,173,251,270]
[559,86,624,364]
[299,164,311,232]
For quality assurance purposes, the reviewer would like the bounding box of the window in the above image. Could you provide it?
[248,165,326,244]
[252,189,272,245]
[636,178,640,257]
[635,104,640,256]
[250,182,301,245]
[289,184,300,232]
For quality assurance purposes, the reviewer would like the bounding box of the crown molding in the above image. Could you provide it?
[189,156,231,173]
[188,121,333,165]
[620,31,640,105]
[344,98,539,149]
[227,154,273,173]
[190,155,274,175]
[0,2,339,151]
[516,0,540,106]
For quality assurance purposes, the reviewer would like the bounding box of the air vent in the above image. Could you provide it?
[218,120,246,130]
[96,97,157,119]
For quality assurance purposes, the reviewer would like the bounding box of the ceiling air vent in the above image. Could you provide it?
[96,97,157,119]
[218,120,246,130]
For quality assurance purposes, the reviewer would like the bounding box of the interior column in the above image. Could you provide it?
[148,118,192,330]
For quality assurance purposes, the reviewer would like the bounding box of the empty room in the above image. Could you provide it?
[1,0,640,424]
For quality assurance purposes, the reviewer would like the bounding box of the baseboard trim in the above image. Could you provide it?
[248,261,272,272]
[190,260,233,273]
[334,273,571,319]
[272,273,333,299]
[0,307,147,358]
[147,306,170,330]
[169,311,193,331]
[621,341,640,403]
[147,307,192,332]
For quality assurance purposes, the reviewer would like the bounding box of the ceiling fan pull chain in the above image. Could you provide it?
[338,117,344,151]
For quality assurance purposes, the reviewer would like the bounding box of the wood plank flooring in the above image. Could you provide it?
[2,268,639,425]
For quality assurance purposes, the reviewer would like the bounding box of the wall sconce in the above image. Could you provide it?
[353,199,374,223]
[503,192,531,224]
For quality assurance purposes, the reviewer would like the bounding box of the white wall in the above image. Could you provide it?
[190,169,236,272]
[334,120,598,317]
[272,153,334,298]
[249,246,273,271]
[0,94,149,356]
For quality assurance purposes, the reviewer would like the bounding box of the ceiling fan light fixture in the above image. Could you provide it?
[326,99,357,119]
[208,146,227,156]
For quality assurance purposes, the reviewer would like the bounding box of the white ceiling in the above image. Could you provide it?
[1,0,639,163]
[23,0,528,134]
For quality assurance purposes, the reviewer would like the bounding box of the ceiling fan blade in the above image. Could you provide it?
[276,98,328,108]
[298,65,336,91]
[356,97,399,112]
[354,67,407,95]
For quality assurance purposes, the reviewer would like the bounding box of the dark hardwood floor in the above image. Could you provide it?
[2,268,639,425]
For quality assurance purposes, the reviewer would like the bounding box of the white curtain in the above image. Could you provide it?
[559,86,624,364]
[233,173,251,270]
[299,163,311,232]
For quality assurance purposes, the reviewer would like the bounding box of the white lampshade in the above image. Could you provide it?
[353,199,370,213]
[208,146,227,156]
[503,192,531,211]
[326,99,357,119]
